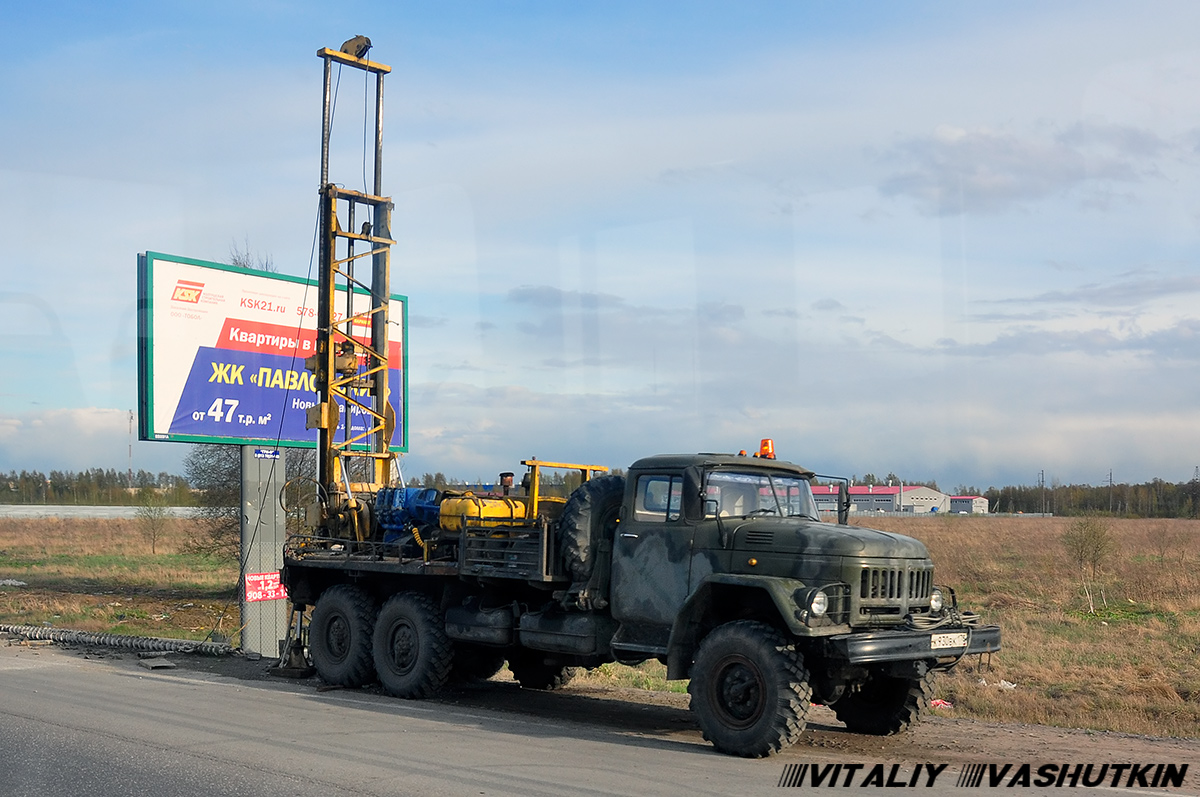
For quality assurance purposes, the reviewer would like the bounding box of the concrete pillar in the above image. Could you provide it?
[240,445,288,657]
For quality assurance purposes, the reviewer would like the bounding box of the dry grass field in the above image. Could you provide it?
[0,513,1197,738]
[858,514,1200,738]
[0,517,239,639]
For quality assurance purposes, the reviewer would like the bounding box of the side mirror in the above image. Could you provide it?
[704,498,719,517]
[814,473,851,525]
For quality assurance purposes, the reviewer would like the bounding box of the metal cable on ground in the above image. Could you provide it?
[0,624,233,656]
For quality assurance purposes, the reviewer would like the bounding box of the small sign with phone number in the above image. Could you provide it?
[245,572,287,602]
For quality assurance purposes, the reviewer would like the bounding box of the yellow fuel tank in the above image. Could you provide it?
[439,493,528,532]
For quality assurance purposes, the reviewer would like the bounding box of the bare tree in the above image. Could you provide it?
[183,444,242,559]
[184,444,320,557]
[228,237,276,273]
[1061,517,1114,613]
[135,488,170,555]
[281,448,318,535]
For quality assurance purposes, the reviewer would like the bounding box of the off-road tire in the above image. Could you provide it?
[372,591,454,699]
[831,669,935,736]
[508,652,577,690]
[450,643,507,683]
[688,621,810,757]
[556,474,625,583]
[309,584,377,688]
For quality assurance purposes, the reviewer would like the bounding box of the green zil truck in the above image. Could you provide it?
[280,448,1000,757]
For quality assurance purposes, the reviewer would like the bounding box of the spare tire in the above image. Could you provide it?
[556,474,625,584]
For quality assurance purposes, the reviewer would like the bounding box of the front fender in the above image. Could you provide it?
[665,574,818,680]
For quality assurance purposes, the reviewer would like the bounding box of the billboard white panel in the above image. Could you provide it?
[137,252,407,450]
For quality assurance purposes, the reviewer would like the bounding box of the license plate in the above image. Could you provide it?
[931,632,968,650]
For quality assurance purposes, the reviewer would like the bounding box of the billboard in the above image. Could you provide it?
[137,251,407,450]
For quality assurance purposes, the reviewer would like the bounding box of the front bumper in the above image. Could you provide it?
[825,624,1001,665]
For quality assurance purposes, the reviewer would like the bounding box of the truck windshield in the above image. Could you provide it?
[705,471,819,520]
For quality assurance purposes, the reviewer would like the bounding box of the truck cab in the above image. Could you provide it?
[610,453,940,652]
[600,452,999,755]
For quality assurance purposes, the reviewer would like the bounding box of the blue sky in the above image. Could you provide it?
[4,1,1200,491]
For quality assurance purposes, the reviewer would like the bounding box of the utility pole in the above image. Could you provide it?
[128,409,135,489]
[1191,466,1200,519]
[1108,469,1114,515]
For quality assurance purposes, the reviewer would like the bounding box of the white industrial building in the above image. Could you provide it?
[950,495,989,514]
[811,484,988,515]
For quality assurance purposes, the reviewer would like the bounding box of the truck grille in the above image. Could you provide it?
[860,566,932,600]
[854,562,933,624]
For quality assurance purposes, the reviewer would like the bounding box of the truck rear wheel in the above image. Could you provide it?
[507,652,577,690]
[688,621,810,757]
[373,591,454,699]
[831,669,934,735]
[557,474,625,583]
[309,584,377,687]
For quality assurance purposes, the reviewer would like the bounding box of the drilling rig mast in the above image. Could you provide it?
[305,44,395,540]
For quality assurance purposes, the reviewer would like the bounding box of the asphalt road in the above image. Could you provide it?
[0,644,778,797]
[2,643,1197,797]
[0,505,201,519]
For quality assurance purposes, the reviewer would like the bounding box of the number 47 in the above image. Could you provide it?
[207,398,240,422]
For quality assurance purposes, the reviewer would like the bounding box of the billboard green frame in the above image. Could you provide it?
[137,251,408,451]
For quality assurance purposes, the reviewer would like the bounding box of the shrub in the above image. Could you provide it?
[1061,517,1113,579]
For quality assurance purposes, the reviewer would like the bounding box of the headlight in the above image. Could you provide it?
[930,588,944,613]
[810,590,828,617]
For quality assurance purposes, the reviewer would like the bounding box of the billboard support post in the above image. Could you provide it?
[240,445,288,657]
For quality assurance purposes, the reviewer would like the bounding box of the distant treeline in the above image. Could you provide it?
[0,469,193,506]
[4,466,1200,518]
[983,478,1200,518]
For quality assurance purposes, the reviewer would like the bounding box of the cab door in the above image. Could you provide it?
[610,473,694,628]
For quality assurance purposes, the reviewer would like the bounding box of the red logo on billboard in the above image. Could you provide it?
[172,280,205,303]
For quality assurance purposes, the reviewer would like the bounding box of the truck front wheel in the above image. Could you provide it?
[831,669,934,735]
[373,591,455,698]
[688,621,810,757]
[309,584,377,687]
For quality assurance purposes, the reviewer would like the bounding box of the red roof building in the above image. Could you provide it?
[810,483,973,514]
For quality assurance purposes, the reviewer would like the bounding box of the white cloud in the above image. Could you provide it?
[992,274,1200,308]
[1082,49,1200,137]
[0,408,185,475]
[943,318,1200,361]
[878,126,1153,216]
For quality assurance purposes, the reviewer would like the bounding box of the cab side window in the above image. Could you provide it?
[633,475,682,522]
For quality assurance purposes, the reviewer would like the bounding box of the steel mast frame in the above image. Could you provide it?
[308,47,395,513]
